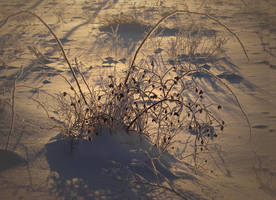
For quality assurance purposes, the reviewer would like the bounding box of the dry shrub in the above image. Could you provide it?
[1,10,251,168]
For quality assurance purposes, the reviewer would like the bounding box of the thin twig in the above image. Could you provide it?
[5,66,23,150]
[74,58,94,101]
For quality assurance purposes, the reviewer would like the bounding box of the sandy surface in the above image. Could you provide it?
[0,0,276,199]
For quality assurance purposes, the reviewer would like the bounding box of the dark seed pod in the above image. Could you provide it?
[174,76,180,81]
[70,86,74,90]
[98,96,101,100]
[63,92,67,96]
[220,126,224,131]
[132,77,137,83]
[109,84,114,88]
[218,105,222,110]
[199,90,203,95]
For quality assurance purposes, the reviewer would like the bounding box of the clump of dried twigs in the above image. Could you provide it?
[1,10,251,167]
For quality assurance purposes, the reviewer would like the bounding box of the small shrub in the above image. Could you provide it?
[1,10,251,169]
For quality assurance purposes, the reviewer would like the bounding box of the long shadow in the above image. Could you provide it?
[27,0,45,10]
[61,0,111,41]
[45,134,204,200]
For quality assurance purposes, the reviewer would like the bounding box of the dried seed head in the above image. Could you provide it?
[218,105,222,110]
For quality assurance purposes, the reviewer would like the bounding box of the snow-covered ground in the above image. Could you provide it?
[0,0,276,199]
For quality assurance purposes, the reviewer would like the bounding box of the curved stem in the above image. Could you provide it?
[1,11,89,106]
[124,9,249,85]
